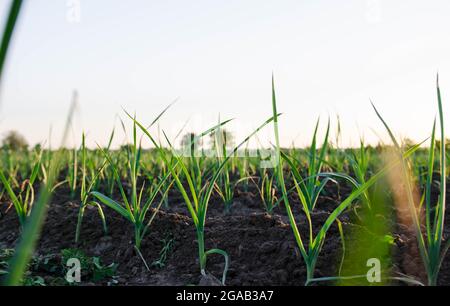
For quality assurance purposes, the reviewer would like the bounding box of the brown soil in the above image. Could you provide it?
[1,183,450,286]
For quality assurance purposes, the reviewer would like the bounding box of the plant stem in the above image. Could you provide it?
[75,205,85,243]
[197,228,206,274]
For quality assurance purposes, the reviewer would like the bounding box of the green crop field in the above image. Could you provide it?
[1,0,450,289]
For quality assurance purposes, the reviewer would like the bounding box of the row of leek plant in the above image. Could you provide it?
[271,76,425,285]
[371,77,448,286]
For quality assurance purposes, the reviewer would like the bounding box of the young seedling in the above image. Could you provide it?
[213,127,251,213]
[281,117,333,213]
[0,0,23,88]
[235,145,252,193]
[91,117,174,260]
[130,112,276,285]
[251,169,278,214]
[75,133,109,243]
[347,139,373,212]
[152,236,174,269]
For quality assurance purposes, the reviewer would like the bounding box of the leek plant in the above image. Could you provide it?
[214,164,250,213]
[142,157,173,209]
[131,112,276,285]
[214,152,234,212]
[251,169,278,214]
[86,128,117,197]
[91,118,173,256]
[328,115,347,173]
[235,147,252,193]
[347,139,373,212]
[213,130,250,213]
[157,158,172,209]
[75,133,108,243]
[281,118,332,213]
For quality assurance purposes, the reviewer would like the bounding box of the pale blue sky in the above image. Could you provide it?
[1,0,450,148]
